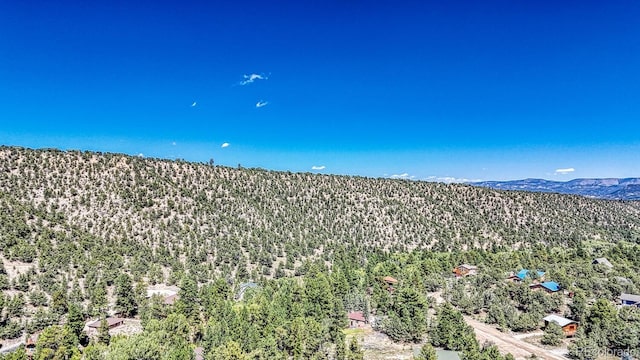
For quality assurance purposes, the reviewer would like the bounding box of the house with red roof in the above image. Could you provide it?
[347,311,368,328]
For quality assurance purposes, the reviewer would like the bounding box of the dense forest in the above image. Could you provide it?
[0,146,639,359]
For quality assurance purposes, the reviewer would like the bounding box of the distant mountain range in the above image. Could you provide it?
[471,178,640,200]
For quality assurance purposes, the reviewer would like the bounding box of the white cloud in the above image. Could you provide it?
[256,100,269,108]
[555,168,575,175]
[137,153,145,158]
[221,142,230,148]
[191,102,197,107]
[390,173,415,180]
[240,73,268,85]
[422,176,482,183]
[311,165,326,170]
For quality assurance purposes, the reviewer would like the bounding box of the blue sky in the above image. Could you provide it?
[1,1,639,181]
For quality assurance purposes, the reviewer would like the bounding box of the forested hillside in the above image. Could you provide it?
[1,146,640,281]
[1,146,640,359]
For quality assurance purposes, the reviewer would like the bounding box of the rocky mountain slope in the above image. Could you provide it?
[472,178,640,200]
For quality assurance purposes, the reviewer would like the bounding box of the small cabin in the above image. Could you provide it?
[147,286,180,305]
[164,294,179,305]
[347,311,368,328]
[543,314,579,336]
[529,281,561,294]
[453,264,478,277]
[382,276,398,285]
[620,293,640,307]
[592,257,614,269]
[382,276,398,292]
[508,269,545,282]
[86,317,126,335]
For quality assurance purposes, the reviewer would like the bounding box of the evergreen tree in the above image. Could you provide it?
[97,317,111,345]
[381,286,428,342]
[51,290,68,315]
[568,329,599,360]
[335,331,347,360]
[414,343,437,360]
[34,325,80,360]
[177,275,199,320]
[568,290,586,322]
[209,340,248,360]
[346,337,364,360]
[540,321,564,346]
[89,281,108,316]
[430,303,476,352]
[67,302,88,345]
[115,273,137,317]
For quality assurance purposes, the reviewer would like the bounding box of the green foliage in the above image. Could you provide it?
[540,321,564,346]
[380,286,428,342]
[414,343,437,360]
[34,325,80,360]
[567,329,600,360]
[176,275,199,320]
[0,147,639,358]
[115,273,137,317]
[98,317,111,345]
[430,303,477,352]
[208,341,247,360]
[0,346,28,360]
[346,337,364,360]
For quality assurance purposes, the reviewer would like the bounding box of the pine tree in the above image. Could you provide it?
[346,337,364,360]
[97,317,111,345]
[66,302,87,345]
[335,330,347,360]
[176,275,199,320]
[414,343,437,360]
[115,273,137,317]
[541,321,564,346]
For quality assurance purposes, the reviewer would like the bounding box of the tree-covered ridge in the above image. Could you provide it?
[2,145,640,357]
[2,146,640,264]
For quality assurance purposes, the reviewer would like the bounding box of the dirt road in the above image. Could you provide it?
[464,316,568,360]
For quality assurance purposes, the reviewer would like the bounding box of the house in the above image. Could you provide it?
[620,293,640,307]
[86,317,125,335]
[163,294,179,305]
[592,257,613,269]
[382,276,398,285]
[529,281,561,294]
[382,276,398,292]
[508,269,545,282]
[543,314,579,336]
[147,286,180,305]
[453,264,478,277]
[347,311,368,328]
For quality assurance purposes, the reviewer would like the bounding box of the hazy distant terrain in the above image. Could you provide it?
[472,178,640,200]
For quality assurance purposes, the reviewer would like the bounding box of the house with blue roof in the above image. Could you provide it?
[530,281,561,294]
[508,269,546,282]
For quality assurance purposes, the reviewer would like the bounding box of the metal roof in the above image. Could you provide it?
[539,281,561,292]
[543,314,576,327]
[621,293,640,303]
[515,269,545,280]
